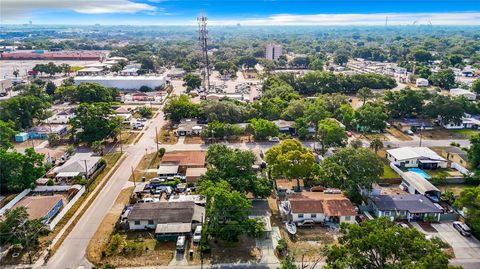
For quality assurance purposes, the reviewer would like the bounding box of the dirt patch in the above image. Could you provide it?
[184,136,204,144]
[159,129,177,144]
[87,187,134,265]
[417,221,438,233]
[361,133,389,141]
[119,131,139,145]
[207,236,261,264]
[386,128,413,141]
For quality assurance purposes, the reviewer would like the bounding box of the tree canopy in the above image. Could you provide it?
[0,148,45,193]
[325,217,454,269]
[163,95,199,123]
[70,103,121,143]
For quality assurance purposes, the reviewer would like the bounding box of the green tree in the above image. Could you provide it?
[138,106,153,118]
[75,83,118,103]
[199,100,248,123]
[425,95,465,126]
[91,140,105,155]
[0,148,45,193]
[204,144,271,198]
[471,79,480,94]
[183,73,202,91]
[356,87,373,105]
[294,117,310,140]
[309,58,324,70]
[369,138,384,154]
[410,49,434,63]
[0,95,51,130]
[429,69,456,90]
[334,51,349,66]
[237,56,258,69]
[317,118,347,154]
[0,207,47,264]
[201,121,243,140]
[47,133,61,147]
[468,134,480,171]
[355,102,388,132]
[318,147,383,197]
[70,103,122,143]
[336,104,355,129]
[384,88,429,118]
[249,118,279,140]
[0,120,16,149]
[325,217,453,269]
[454,186,480,237]
[265,139,316,190]
[281,99,307,120]
[163,95,199,123]
[45,81,56,96]
[200,180,264,242]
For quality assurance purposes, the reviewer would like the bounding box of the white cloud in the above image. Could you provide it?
[208,12,480,26]
[1,0,157,19]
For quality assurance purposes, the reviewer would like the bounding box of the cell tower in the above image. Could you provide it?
[198,13,210,90]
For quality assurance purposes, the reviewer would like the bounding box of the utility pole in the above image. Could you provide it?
[200,212,204,269]
[155,127,159,152]
[198,13,210,91]
[119,126,123,153]
[131,166,136,187]
[419,124,424,147]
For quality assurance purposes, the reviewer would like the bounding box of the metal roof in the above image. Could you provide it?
[371,194,442,214]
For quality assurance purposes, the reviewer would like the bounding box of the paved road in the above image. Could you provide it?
[42,107,171,269]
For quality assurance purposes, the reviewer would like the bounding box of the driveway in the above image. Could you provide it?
[431,222,480,260]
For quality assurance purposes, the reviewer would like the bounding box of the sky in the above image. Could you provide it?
[1,0,480,26]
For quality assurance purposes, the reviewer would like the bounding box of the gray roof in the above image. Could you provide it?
[155,223,191,234]
[249,199,271,217]
[402,172,440,194]
[371,194,442,214]
[128,201,205,224]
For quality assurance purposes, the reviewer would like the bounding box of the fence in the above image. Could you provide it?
[47,185,86,230]
[0,189,31,215]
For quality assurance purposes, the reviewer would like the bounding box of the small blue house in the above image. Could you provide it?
[26,125,68,139]
[15,132,29,142]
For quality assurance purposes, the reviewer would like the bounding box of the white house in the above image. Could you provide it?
[44,108,75,124]
[450,88,476,101]
[386,147,447,169]
[53,153,102,180]
[288,192,356,224]
[400,172,442,202]
[415,78,429,87]
[442,114,480,129]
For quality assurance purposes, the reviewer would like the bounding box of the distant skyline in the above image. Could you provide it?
[1,0,480,25]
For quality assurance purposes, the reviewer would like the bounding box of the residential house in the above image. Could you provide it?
[386,147,447,169]
[158,151,206,176]
[12,195,64,224]
[45,108,75,124]
[442,114,480,129]
[450,88,476,101]
[185,167,207,183]
[157,164,180,178]
[168,194,206,206]
[400,172,442,202]
[173,119,205,136]
[441,147,469,168]
[53,153,102,180]
[416,78,429,87]
[369,194,443,222]
[273,120,296,135]
[288,192,357,224]
[126,201,204,240]
[26,125,69,139]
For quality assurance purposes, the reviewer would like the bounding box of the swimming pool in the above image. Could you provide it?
[408,168,432,180]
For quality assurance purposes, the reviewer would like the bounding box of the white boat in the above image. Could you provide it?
[280,201,291,215]
[285,221,297,235]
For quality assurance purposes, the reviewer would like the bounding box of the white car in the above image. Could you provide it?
[193,226,202,244]
[269,137,280,142]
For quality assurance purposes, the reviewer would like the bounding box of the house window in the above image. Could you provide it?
[344,216,351,221]
[311,214,317,218]
[148,220,154,225]
[383,211,391,216]
[134,220,140,225]
[298,213,304,218]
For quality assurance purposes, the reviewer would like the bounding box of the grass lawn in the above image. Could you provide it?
[159,129,178,144]
[382,164,400,179]
[87,187,134,265]
[129,152,161,182]
[362,133,389,141]
[120,131,140,145]
[450,129,480,138]
[386,128,413,141]
[437,184,472,196]
[421,128,479,140]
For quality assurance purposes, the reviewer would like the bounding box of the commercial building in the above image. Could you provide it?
[0,51,106,61]
[74,75,166,90]
[265,43,282,61]
[12,195,64,223]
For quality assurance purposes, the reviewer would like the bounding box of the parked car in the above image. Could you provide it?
[405,130,414,136]
[193,226,202,244]
[176,236,186,252]
[296,219,315,228]
[346,131,353,137]
[453,221,472,236]
[269,137,280,142]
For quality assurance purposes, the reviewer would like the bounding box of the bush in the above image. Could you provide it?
[46,179,55,186]
[158,147,166,157]
[122,241,143,256]
[139,85,153,92]
[275,239,288,257]
[106,234,125,256]
[423,215,437,223]
[48,133,61,147]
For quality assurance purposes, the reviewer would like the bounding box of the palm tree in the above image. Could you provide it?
[369,138,384,154]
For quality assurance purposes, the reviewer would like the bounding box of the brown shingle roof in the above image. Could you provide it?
[289,192,356,217]
[161,151,206,167]
[290,199,324,214]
